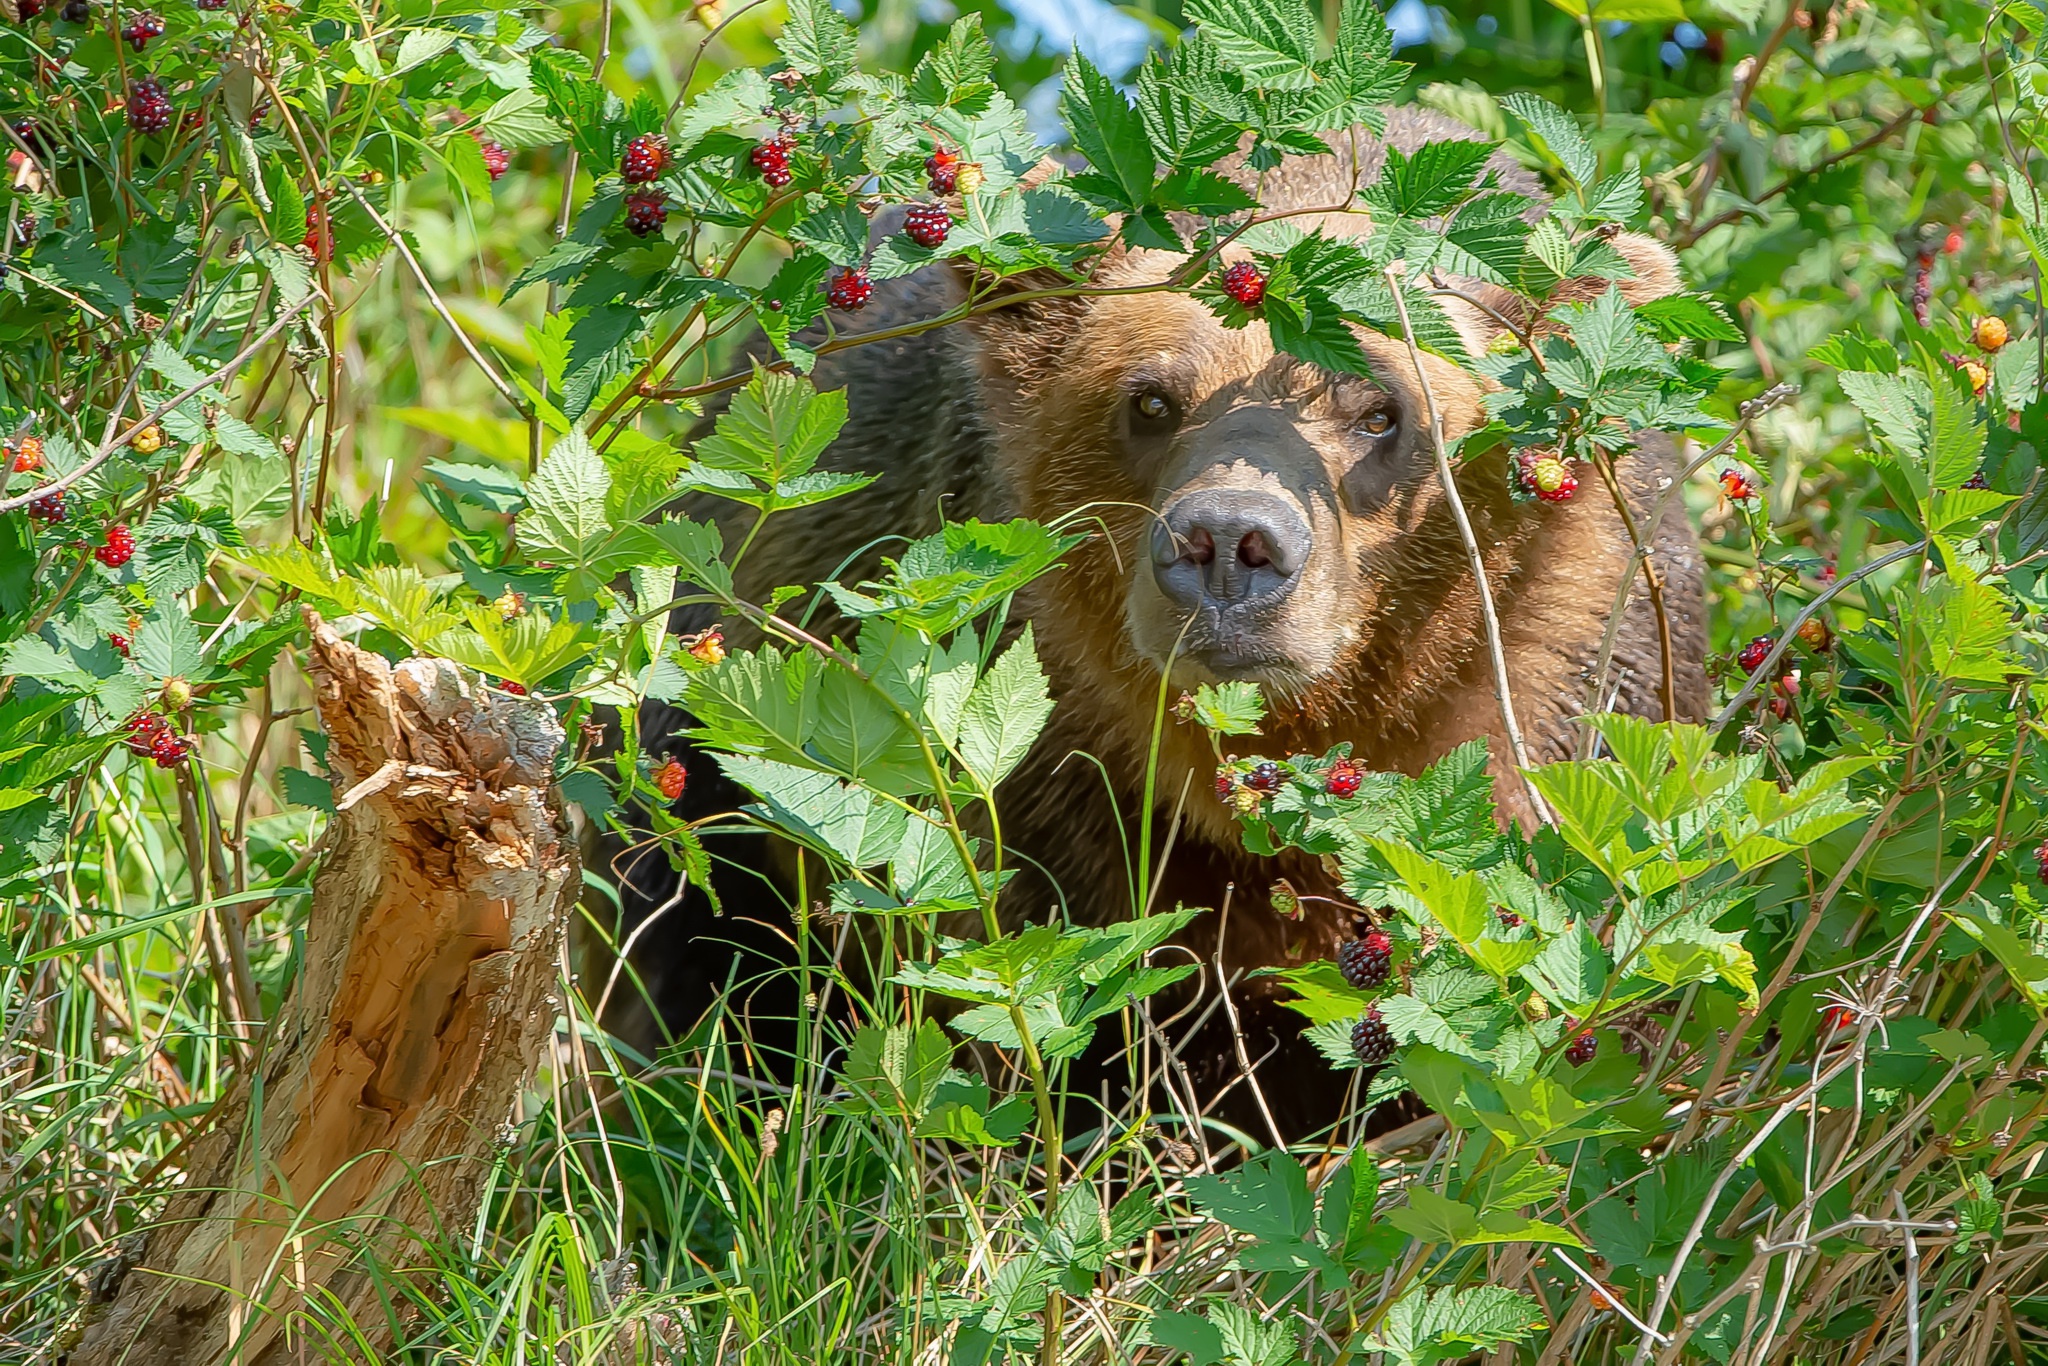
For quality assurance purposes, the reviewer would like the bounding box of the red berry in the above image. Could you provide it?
[95,523,134,567]
[26,487,63,522]
[825,264,874,311]
[749,133,793,188]
[126,76,172,134]
[196,0,228,9]
[1736,635,1776,675]
[1214,769,1236,803]
[303,202,332,262]
[109,632,129,656]
[1221,260,1266,306]
[123,710,165,754]
[474,132,510,182]
[1943,229,1964,255]
[16,0,44,18]
[148,726,190,767]
[1351,1008,1396,1065]
[499,680,528,695]
[902,202,951,249]
[656,758,687,801]
[10,435,42,473]
[2035,838,2048,885]
[1243,760,1284,793]
[1325,757,1363,798]
[1964,470,1990,490]
[1719,468,1756,501]
[926,146,958,194]
[1338,930,1392,990]
[623,191,667,237]
[1496,907,1523,929]
[1821,1004,1855,1033]
[621,133,667,185]
[121,10,164,48]
[1565,1030,1597,1065]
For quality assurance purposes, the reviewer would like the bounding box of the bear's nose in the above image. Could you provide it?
[1150,490,1311,612]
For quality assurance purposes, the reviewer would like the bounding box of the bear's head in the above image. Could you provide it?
[959,128,1682,832]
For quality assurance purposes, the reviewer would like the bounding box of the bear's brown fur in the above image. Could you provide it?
[625,109,1707,1131]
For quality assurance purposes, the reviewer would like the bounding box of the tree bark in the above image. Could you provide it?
[73,612,578,1364]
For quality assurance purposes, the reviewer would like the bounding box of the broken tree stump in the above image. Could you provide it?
[73,612,578,1364]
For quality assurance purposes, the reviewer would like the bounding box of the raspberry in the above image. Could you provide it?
[621,133,667,185]
[26,487,63,522]
[1214,769,1236,803]
[1565,1029,1597,1065]
[656,758,687,800]
[1719,468,1756,501]
[749,132,792,187]
[1736,635,1775,675]
[1963,470,1990,490]
[1820,1004,1855,1033]
[825,264,874,311]
[1528,456,1577,503]
[500,680,528,695]
[2036,838,2048,885]
[303,203,332,263]
[130,424,163,455]
[95,523,134,567]
[126,76,172,134]
[902,202,950,249]
[1974,316,2010,352]
[148,726,190,767]
[1243,760,1284,793]
[109,631,129,655]
[124,710,165,754]
[1338,929,1392,990]
[10,435,41,473]
[475,132,510,182]
[1351,1009,1396,1065]
[1221,261,1266,306]
[1325,757,1363,798]
[686,627,725,665]
[1943,228,1964,255]
[121,10,164,48]
[925,146,958,194]
[623,191,667,237]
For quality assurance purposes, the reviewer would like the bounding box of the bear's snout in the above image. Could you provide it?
[1149,488,1311,615]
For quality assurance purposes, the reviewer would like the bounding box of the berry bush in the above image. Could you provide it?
[1,0,2046,1362]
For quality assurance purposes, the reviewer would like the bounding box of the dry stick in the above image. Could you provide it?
[1584,446,1678,722]
[1382,263,1553,823]
[1895,1192,1923,1366]
[1710,539,1929,729]
[0,298,315,514]
[1209,884,1287,1152]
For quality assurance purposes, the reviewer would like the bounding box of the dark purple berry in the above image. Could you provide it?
[126,76,172,134]
[1736,635,1775,675]
[926,146,958,194]
[60,0,87,21]
[15,0,44,19]
[1338,929,1392,990]
[1243,760,1284,793]
[26,487,63,522]
[1351,1009,1395,1065]
[1495,907,1523,929]
[623,191,667,237]
[902,202,950,249]
[1565,1030,1598,1065]
[121,10,164,48]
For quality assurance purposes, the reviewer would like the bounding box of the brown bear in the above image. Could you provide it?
[619,108,1707,1134]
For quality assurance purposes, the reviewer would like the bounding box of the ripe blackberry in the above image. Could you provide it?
[925,146,958,194]
[126,76,172,133]
[1565,1029,1597,1065]
[825,264,874,311]
[10,435,41,473]
[1351,1009,1395,1065]
[902,202,950,249]
[1719,468,1756,501]
[749,131,792,187]
[475,133,510,182]
[1243,760,1284,793]
[1325,757,1362,798]
[623,191,667,237]
[121,10,164,48]
[26,487,62,522]
[1338,929,1392,990]
[95,523,134,567]
[302,203,332,263]
[1736,635,1775,675]
[60,0,87,21]
[656,758,687,800]
[1221,261,1266,306]
[621,133,666,184]
[148,726,190,767]
[196,0,227,9]
[1975,316,2011,352]
[1963,470,1990,490]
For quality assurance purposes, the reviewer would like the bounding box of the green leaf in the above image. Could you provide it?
[837,1020,953,1118]
[907,14,996,111]
[1954,911,2048,1011]
[956,627,1054,788]
[518,432,612,565]
[1188,680,1265,736]
[1635,293,1744,343]
[1060,53,1155,212]
[1387,1186,1584,1250]
[1186,0,1322,92]
[1547,0,1685,18]
[1500,93,1595,187]
[1365,139,1497,219]
[778,0,857,80]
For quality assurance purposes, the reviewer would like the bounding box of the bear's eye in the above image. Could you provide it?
[1360,410,1395,438]
[1129,387,1181,435]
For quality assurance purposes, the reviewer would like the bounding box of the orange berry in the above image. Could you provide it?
[656,758,687,800]
[1974,316,2010,352]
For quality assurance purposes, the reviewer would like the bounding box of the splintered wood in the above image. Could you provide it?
[72,612,578,1364]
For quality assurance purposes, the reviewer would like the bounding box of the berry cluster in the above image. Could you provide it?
[1221,261,1266,307]
[1243,759,1284,793]
[121,10,164,48]
[925,146,958,194]
[499,680,528,695]
[2036,838,2048,885]
[475,132,510,182]
[825,264,874,311]
[126,76,172,134]
[1975,316,2010,352]
[749,130,794,187]
[1350,1009,1395,1065]
[1338,928,1392,990]
[196,0,227,10]
[656,758,688,801]
[124,711,190,768]
[1564,1029,1598,1065]
[902,202,950,249]
[60,0,87,21]
[624,192,667,237]
[621,133,666,184]
[95,523,134,567]
[1735,635,1775,675]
